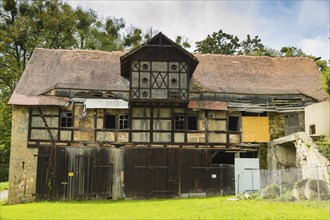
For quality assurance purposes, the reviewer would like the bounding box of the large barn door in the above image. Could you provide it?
[124,148,235,199]
[181,149,235,196]
[36,147,113,200]
[125,148,179,198]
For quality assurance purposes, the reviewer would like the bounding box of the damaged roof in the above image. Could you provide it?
[10,49,128,105]
[9,48,327,105]
[191,54,326,101]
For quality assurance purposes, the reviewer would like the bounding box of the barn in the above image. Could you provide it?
[7,33,326,203]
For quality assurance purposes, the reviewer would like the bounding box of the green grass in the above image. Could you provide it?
[1,197,329,219]
[0,182,8,191]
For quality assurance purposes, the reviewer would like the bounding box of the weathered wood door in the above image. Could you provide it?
[36,147,113,200]
[125,148,179,198]
[125,148,235,199]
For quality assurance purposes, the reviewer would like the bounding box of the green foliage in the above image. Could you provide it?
[195,29,240,54]
[239,35,265,55]
[280,46,306,57]
[0,94,11,182]
[1,197,329,219]
[321,67,330,95]
[0,182,8,191]
[316,135,330,159]
[258,143,268,169]
[175,36,191,49]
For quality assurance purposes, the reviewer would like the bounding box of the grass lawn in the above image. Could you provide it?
[1,196,329,220]
[0,182,8,191]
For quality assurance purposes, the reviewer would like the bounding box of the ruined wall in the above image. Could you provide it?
[28,104,129,145]
[268,132,330,182]
[268,113,285,140]
[8,106,38,204]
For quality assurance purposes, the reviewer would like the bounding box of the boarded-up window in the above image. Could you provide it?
[60,111,73,127]
[105,114,116,129]
[242,116,270,142]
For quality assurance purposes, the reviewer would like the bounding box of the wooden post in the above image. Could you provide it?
[112,148,125,200]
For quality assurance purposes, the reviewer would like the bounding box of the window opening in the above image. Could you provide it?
[104,114,116,129]
[171,78,177,84]
[142,77,148,83]
[309,124,316,135]
[60,111,73,127]
[171,64,178,71]
[210,151,235,164]
[229,116,239,131]
[174,115,185,130]
[142,63,149,70]
[169,90,180,99]
[119,114,129,129]
[187,115,197,130]
[242,112,267,116]
[142,91,148,97]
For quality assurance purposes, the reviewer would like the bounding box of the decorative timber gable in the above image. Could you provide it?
[120,32,199,103]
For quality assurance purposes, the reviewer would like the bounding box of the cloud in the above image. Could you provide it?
[68,0,329,58]
[301,36,329,60]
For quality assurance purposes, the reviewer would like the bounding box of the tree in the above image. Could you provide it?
[239,35,265,55]
[280,46,306,57]
[175,36,191,49]
[195,30,240,54]
[321,67,330,95]
[1,0,191,181]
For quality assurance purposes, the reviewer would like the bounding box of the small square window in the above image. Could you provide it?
[309,124,316,135]
[60,111,73,127]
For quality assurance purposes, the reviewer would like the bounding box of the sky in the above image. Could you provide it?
[67,0,330,61]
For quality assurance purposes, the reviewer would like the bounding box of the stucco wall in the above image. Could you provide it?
[305,100,330,136]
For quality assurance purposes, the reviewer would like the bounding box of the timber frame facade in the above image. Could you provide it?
[8,33,326,203]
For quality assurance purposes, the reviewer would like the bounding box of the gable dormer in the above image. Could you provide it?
[120,32,198,103]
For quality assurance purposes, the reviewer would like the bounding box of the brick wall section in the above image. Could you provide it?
[8,106,38,204]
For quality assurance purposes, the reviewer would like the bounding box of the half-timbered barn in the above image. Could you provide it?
[8,32,326,203]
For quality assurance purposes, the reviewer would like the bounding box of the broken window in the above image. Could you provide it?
[187,115,197,130]
[104,114,116,129]
[119,114,129,129]
[229,116,239,131]
[174,115,197,130]
[60,111,73,127]
[174,115,185,130]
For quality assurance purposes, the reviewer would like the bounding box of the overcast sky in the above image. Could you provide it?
[67,0,330,61]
